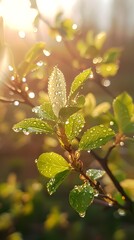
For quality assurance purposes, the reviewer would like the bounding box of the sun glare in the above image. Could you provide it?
[0,0,37,31]
[36,0,77,22]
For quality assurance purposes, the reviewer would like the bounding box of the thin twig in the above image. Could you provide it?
[90,150,133,211]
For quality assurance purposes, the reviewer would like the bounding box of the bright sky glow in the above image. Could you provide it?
[36,0,77,23]
[0,0,37,31]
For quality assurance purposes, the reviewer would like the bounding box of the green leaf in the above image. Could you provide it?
[69,183,94,217]
[59,106,80,121]
[65,112,85,141]
[60,18,77,40]
[113,92,134,133]
[103,48,122,63]
[92,102,111,117]
[36,152,70,178]
[84,93,96,116]
[18,42,45,77]
[86,169,105,180]
[48,66,67,117]
[79,125,115,150]
[47,170,70,195]
[13,118,53,135]
[69,68,92,97]
[32,102,57,121]
[94,32,106,50]
[96,63,118,77]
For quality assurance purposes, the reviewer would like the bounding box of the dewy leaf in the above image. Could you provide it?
[113,92,134,133]
[59,106,80,121]
[69,68,92,97]
[36,152,70,178]
[13,118,53,135]
[48,67,67,117]
[32,102,57,121]
[69,183,94,217]
[18,42,45,77]
[47,170,70,195]
[86,169,105,180]
[65,112,85,141]
[79,125,115,150]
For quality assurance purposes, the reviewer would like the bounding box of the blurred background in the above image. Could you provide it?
[0,0,134,239]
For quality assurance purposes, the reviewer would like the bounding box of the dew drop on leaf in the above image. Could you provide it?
[79,212,86,218]
[117,208,126,216]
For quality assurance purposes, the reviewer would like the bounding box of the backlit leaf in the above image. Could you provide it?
[59,106,80,121]
[86,169,105,180]
[13,118,53,134]
[48,67,67,117]
[47,170,70,195]
[113,92,134,133]
[92,102,111,117]
[94,32,106,50]
[37,152,70,178]
[18,42,45,77]
[32,102,57,121]
[79,125,115,150]
[69,68,92,97]
[69,183,94,216]
[65,112,85,141]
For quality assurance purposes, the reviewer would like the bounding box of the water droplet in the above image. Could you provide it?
[110,121,114,126]
[94,190,99,197]
[120,141,124,146]
[28,92,35,99]
[13,128,19,132]
[43,49,51,56]
[72,23,77,30]
[18,30,26,39]
[23,130,30,136]
[11,76,15,81]
[56,35,62,42]
[36,61,43,67]
[108,202,113,207]
[35,159,37,163]
[79,212,86,218]
[117,208,126,216]
[90,72,94,79]
[100,124,104,128]
[8,65,14,71]
[25,86,29,91]
[14,100,20,106]
[102,79,111,87]
[65,120,69,124]
[22,77,27,83]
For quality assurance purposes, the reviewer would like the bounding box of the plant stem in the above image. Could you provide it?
[90,150,133,211]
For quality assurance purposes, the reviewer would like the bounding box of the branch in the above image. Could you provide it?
[90,150,133,211]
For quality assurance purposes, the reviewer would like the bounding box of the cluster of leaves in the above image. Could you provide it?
[13,66,134,216]
[0,8,134,218]
[77,30,122,78]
